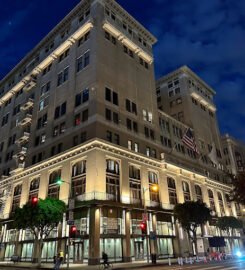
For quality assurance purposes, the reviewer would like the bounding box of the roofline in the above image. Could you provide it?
[156,65,216,95]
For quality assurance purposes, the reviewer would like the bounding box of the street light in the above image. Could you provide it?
[56,178,72,270]
[142,184,159,263]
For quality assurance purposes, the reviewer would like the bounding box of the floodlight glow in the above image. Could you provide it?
[236,251,242,257]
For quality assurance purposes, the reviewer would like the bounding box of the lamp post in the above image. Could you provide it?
[142,184,158,263]
[56,178,72,270]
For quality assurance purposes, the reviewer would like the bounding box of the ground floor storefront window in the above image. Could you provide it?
[100,238,122,262]
[4,244,15,260]
[69,239,89,263]
[41,241,57,262]
[157,238,173,258]
[130,238,147,261]
[21,243,33,261]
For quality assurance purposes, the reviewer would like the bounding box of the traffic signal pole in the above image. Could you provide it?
[143,188,150,263]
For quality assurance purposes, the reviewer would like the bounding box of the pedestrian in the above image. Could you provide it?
[59,250,64,264]
[54,254,61,270]
[102,251,109,268]
[53,255,57,269]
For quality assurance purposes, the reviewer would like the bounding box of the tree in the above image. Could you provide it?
[174,201,211,257]
[230,172,245,205]
[216,216,243,251]
[13,197,66,266]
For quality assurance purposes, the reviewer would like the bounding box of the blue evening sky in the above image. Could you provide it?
[0,0,244,141]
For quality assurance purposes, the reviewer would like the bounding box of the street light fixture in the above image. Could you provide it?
[142,184,159,263]
[56,178,72,270]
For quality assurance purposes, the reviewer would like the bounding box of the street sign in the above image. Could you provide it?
[150,231,156,240]
[67,220,74,225]
[142,213,148,221]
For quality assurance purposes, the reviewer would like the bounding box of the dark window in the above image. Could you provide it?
[126,99,131,112]
[113,92,118,105]
[127,119,132,130]
[82,109,88,122]
[113,112,119,124]
[105,108,111,121]
[105,87,111,102]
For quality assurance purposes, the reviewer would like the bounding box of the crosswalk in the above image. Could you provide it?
[167,260,245,270]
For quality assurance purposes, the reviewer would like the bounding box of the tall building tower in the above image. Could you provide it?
[0,0,241,265]
[222,134,245,175]
[156,66,226,182]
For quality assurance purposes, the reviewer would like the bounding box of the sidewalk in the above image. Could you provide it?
[0,259,179,269]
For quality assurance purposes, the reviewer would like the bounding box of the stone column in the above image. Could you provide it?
[120,159,130,204]
[122,210,131,262]
[88,207,100,265]
[86,149,106,196]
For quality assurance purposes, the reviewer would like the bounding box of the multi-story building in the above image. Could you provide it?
[156,66,226,183]
[0,0,242,265]
[222,134,245,176]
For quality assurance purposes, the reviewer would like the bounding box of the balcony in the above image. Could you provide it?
[15,132,30,145]
[13,147,27,162]
[18,114,32,127]
[23,76,37,92]
[20,98,34,111]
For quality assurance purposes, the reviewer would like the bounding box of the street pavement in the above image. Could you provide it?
[0,259,244,270]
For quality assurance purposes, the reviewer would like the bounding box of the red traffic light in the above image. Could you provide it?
[31,197,38,206]
[140,221,147,234]
[69,225,77,238]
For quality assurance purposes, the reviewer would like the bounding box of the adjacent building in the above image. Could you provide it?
[0,0,243,265]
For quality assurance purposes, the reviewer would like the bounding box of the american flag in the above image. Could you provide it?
[182,128,199,153]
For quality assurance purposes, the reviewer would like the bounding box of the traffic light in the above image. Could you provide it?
[140,221,147,235]
[69,225,77,238]
[31,197,38,207]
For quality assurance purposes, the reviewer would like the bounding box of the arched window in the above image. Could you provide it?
[48,170,61,199]
[106,160,120,201]
[72,160,86,197]
[12,184,22,213]
[72,160,86,177]
[195,185,203,202]
[149,171,159,204]
[106,159,119,175]
[217,191,225,216]
[148,171,158,184]
[30,178,40,191]
[14,184,22,196]
[129,165,140,180]
[129,165,141,205]
[208,189,216,212]
[167,177,177,205]
[182,181,191,201]
[29,177,40,201]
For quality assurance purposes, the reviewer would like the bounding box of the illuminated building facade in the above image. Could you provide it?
[0,0,242,264]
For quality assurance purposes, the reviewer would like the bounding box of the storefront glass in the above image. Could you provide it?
[41,241,57,262]
[4,244,15,260]
[21,243,33,261]
[100,238,122,262]
[157,238,173,258]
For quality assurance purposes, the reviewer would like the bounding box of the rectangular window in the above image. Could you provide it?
[113,112,119,124]
[127,118,132,130]
[105,108,111,121]
[105,87,111,102]
[82,109,88,122]
[63,67,69,82]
